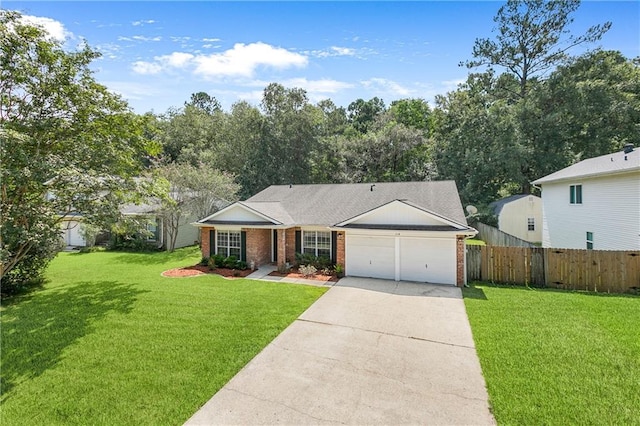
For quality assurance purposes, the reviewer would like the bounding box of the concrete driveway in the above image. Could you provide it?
[185,277,495,425]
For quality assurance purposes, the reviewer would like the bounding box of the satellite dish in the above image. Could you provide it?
[466,205,478,215]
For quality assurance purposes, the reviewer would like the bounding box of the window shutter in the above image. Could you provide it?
[241,231,247,262]
[295,230,301,254]
[209,230,215,257]
[272,230,278,262]
[331,231,337,264]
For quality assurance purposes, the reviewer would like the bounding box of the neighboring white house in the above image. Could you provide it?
[489,194,542,243]
[532,144,640,250]
[60,215,86,247]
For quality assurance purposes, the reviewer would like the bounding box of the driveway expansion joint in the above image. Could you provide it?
[297,318,476,350]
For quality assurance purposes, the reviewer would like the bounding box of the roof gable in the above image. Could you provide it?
[199,202,279,225]
[337,200,467,229]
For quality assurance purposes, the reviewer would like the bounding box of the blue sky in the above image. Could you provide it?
[5,1,639,114]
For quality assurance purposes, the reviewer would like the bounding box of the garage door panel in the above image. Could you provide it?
[346,235,395,280]
[400,238,456,285]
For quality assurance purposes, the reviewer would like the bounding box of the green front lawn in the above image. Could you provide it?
[464,284,640,425]
[1,248,327,425]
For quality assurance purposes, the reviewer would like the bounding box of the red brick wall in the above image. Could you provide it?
[277,229,287,267]
[200,227,214,258]
[244,228,271,268]
[336,231,345,267]
[456,236,465,287]
[285,227,298,264]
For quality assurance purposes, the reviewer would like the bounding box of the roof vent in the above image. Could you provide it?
[623,143,634,154]
[370,184,376,192]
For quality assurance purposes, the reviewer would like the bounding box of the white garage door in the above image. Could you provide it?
[346,234,457,285]
[346,235,395,280]
[399,237,456,285]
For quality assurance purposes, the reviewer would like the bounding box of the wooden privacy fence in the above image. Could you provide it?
[471,222,536,248]
[467,245,640,294]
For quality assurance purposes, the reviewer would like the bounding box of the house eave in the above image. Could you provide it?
[533,166,640,186]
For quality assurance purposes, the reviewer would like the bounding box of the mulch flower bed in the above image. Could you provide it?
[162,264,254,279]
[268,269,340,282]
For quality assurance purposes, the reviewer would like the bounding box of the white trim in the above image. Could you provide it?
[331,227,477,238]
[301,229,332,258]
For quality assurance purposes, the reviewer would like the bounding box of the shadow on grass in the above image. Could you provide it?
[0,281,147,401]
[465,281,639,300]
[462,283,488,300]
[112,246,200,265]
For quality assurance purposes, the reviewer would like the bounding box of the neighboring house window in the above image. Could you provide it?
[146,220,159,241]
[303,231,331,258]
[586,232,594,250]
[570,184,582,204]
[217,231,241,258]
[527,218,535,231]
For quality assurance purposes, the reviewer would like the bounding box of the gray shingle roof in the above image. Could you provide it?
[244,181,468,226]
[489,194,533,216]
[533,147,640,185]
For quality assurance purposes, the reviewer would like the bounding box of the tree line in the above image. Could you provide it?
[2,1,639,294]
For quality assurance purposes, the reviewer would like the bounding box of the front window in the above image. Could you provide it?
[217,231,241,258]
[527,218,535,231]
[303,231,331,258]
[570,184,582,204]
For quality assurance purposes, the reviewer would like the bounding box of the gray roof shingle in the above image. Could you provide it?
[244,181,468,226]
[533,147,640,185]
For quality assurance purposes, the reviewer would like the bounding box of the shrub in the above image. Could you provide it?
[223,255,238,269]
[199,256,209,266]
[236,260,248,270]
[334,263,344,277]
[321,267,332,276]
[299,264,317,277]
[208,254,226,269]
[295,252,332,269]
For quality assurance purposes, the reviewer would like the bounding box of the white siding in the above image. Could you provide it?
[214,206,267,222]
[349,201,448,226]
[540,171,640,250]
[498,196,542,243]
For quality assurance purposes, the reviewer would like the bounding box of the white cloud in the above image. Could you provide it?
[202,38,221,42]
[158,52,194,68]
[131,61,163,75]
[361,78,412,96]
[130,42,307,79]
[307,45,374,59]
[20,15,70,41]
[132,35,162,42]
[283,78,353,94]
[330,46,355,56]
[193,42,307,78]
[132,20,156,26]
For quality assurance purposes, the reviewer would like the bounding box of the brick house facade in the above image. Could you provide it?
[195,182,477,286]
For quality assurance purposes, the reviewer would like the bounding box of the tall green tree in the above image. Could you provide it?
[0,11,158,292]
[347,97,386,133]
[389,98,433,134]
[464,0,611,98]
[155,163,239,251]
[259,83,320,188]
